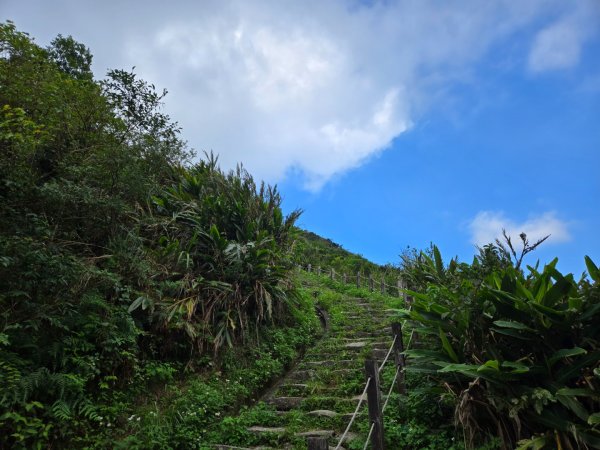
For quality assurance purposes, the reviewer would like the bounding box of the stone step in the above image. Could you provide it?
[371,348,390,359]
[285,383,308,389]
[344,331,391,339]
[308,409,355,422]
[295,429,334,439]
[287,370,316,381]
[344,341,370,349]
[341,336,379,341]
[307,409,338,418]
[215,446,274,450]
[247,426,286,434]
[303,359,354,367]
[352,393,388,402]
[340,325,388,332]
[276,383,309,396]
[265,396,303,410]
[371,342,393,350]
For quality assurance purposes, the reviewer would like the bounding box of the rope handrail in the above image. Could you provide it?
[382,366,401,413]
[300,262,414,450]
[406,329,415,349]
[362,422,376,450]
[334,376,372,450]
[378,335,397,373]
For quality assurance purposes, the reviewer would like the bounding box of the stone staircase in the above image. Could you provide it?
[213,293,399,450]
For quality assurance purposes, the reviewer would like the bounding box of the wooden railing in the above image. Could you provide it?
[307,322,413,450]
[301,264,407,299]
[300,262,414,450]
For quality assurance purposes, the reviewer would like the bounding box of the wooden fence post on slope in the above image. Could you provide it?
[307,264,312,273]
[343,272,347,284]
[330,268,334,280]
[380,277,385,294]
[356,271,360,289]
[369,274,374,292]
[307,437,328,450]
[397,278,402,298]
[391,322,406,395]
[317,266,321,276]
[365,359,385,450]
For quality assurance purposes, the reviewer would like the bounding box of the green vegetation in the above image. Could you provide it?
[293,230,401,294]
[399,242,600,449]
[0,22,311,448]
[2,21,598,450]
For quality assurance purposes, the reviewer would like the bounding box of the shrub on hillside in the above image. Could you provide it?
[399,244,600,448]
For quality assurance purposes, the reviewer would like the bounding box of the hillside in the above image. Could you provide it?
[2,22,599,450]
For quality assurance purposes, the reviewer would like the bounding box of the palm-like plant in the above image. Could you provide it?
[134,155,301,355]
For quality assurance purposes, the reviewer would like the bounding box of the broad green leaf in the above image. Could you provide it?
[480,360,500,371]
[438,363,479,374]
[578,430,600,448]
[502,361,530,374]
[491,327,532,340]
[556,387,597,398]
[433,245,444,277]
[489,272,502,290]
[127,296,144,313]
[547,347,587,366]
[501,272,517,294]
[556,393,589,421]
[585,256,600,282]
[493,320,536,333]
[516,435,549,450]
[430,303,450,316]
[438,328,459,363]
[557,351,600,383]
[404,349,449,360]
[580,302,600,321]
[530,302,566,322]
[588,413,600,425]
[515,279,535,302]
[541,275,575,307]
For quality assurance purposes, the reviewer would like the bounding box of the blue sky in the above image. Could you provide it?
[4,0,599,275]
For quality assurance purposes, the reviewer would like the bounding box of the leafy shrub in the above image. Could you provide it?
[400,245,600,449]
[134,155,302,355]
[0,21,307,448]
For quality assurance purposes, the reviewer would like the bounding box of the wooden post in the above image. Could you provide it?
[330,268,334,280]
[356,271,360,289]
[307,437,328,450]
[397,278,402,298]
[380,278,385,294]
[391,322,406,395]
[365,359,385,450]
[317,266,321,276]
[343,272,347,284]
[369,274,374,292]
[307,264,312,273]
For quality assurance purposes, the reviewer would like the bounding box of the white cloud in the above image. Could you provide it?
[4,0,598,189]
[528,21,581,72]
[468,211,571,246]
[528,0,600,73]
